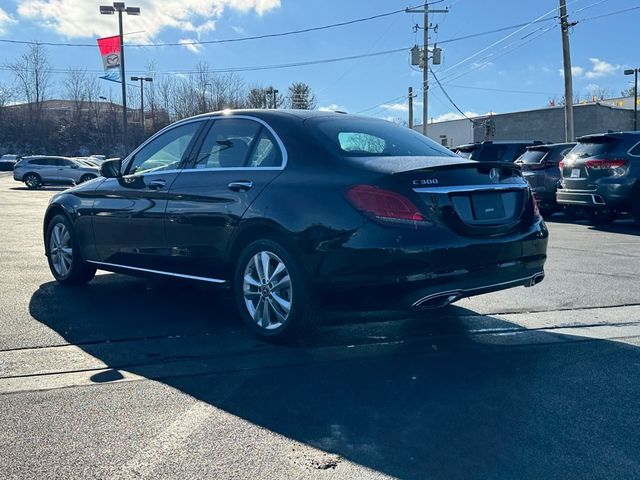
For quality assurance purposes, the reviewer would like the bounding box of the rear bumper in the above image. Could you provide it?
[556,183,634,209]
[316,218,548,311]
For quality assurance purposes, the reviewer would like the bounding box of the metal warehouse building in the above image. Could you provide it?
[415,100,636,147]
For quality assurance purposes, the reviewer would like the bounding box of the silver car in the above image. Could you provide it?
[13,156,100,189]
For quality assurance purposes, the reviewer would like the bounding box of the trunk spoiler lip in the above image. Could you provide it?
[390,159,523,174]
[342,155,522,175]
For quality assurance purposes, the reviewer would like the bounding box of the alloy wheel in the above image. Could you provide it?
[49,222,73,277]
[25,174,40,189]
[243,251,292,330]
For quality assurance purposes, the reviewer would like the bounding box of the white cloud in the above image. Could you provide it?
[0,7,16,34]
[16,0,281,39]
[319,104,347,112]
[380,102,409,112]
[585,57,619,78]
[179,38,202,54]
[559,66,584,77]
[432,111,480,123]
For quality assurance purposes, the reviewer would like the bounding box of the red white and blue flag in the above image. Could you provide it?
[97,35,121,83]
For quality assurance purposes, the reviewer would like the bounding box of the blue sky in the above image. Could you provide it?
[0,0,637,123]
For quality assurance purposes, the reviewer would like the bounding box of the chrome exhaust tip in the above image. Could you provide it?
[526,272,545,287]
[412,290,462,310]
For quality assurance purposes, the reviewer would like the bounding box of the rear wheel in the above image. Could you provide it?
[586,207,617,225]
[24,173,41,189]
[45,214,96,285]
[233,239,316,342]
[79,174,96,183]
[562,205,582,221]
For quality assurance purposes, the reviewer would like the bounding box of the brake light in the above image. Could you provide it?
[558,160,564,169]
[531,191,541,219]
[584,158,628,169]
[346,185,429,225]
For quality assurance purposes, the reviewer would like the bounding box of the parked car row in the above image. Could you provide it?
[454,134,640,225]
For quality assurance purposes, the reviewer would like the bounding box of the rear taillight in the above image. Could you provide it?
[558,160,565,169]
[531,191,541,219]
[346,185,430,226]
[584,158,628,169]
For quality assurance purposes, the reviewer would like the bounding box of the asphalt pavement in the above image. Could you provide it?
[1,171,639,480]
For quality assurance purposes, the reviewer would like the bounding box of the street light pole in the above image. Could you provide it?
[625,68,639,131]
[131,76,152,134]
[100,2,140,154]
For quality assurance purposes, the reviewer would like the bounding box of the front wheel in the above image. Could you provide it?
[45,214,96,285]
[233,239,316,342]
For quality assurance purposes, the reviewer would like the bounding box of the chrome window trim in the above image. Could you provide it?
[122,114,288,176]
[188,115,288,171]
[86,260,226,284]
[627,140,640,157]
[413,183,529,194]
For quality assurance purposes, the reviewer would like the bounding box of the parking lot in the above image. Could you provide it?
[0,171,639,479]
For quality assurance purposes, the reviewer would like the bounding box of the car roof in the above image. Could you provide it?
[526,142,575,151]
[577,131,640,142]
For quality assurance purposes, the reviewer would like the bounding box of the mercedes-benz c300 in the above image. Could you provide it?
[43,110,548,341]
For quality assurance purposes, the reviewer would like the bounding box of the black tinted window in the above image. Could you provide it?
[516,150,547,164]
[567,138,620,159]
[477,144,509,161]
[193,119,262,169]
[311,117,456,158]
[628,141,640,156]
[29,158,51,165]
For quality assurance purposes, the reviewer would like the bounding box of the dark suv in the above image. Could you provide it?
[454,141,544,163]
[515,143,576,217]
[556,132,640,224]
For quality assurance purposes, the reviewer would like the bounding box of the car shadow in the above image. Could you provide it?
[545,214,639,235]
[28,276,640,479]
[10,186,69,192]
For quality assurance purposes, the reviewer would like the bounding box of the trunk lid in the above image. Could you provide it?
[381,159,533,237]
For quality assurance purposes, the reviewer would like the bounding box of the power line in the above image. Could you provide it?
[0,5,424,49]
[429,68,475,122]
[445,84,560,96]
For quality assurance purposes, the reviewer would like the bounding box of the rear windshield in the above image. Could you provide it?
[568,138,620,158]
[454,147,475,158]
[516,150,547,164]
[310,117,457,158]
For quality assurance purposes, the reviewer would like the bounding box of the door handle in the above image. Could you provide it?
[148,179,166,190]
[228,181,253,192]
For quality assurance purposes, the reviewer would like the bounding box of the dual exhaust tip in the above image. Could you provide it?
[412,272,545,310]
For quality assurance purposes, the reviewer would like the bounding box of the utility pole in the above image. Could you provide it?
[559,0,575,141]
[100,2,141,154]
[131,76,152,134]
[406,3,448,137]
[408,86,414,129]
[624,68,638,130]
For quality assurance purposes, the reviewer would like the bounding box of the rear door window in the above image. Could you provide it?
[192,118,262,169]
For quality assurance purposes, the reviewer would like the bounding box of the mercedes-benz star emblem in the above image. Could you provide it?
[489,168,500,183]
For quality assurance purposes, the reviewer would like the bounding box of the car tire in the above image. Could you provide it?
[45,214,96,286]
[586,208,617,225]
[24,173,42,189]
[562,205,582,221]
[539,207,555,219]
[233,238,316,342]
[79,174,96,183]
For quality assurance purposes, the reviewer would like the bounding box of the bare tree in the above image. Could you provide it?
[245,86,269,109]
[286,82,317,110]
[6,43,52,121]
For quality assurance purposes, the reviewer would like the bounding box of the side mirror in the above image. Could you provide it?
[100,158,122,178]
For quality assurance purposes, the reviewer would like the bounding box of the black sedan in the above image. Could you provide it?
[43,110,548,341]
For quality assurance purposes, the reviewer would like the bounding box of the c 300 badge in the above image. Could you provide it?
[412,179,439,186]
